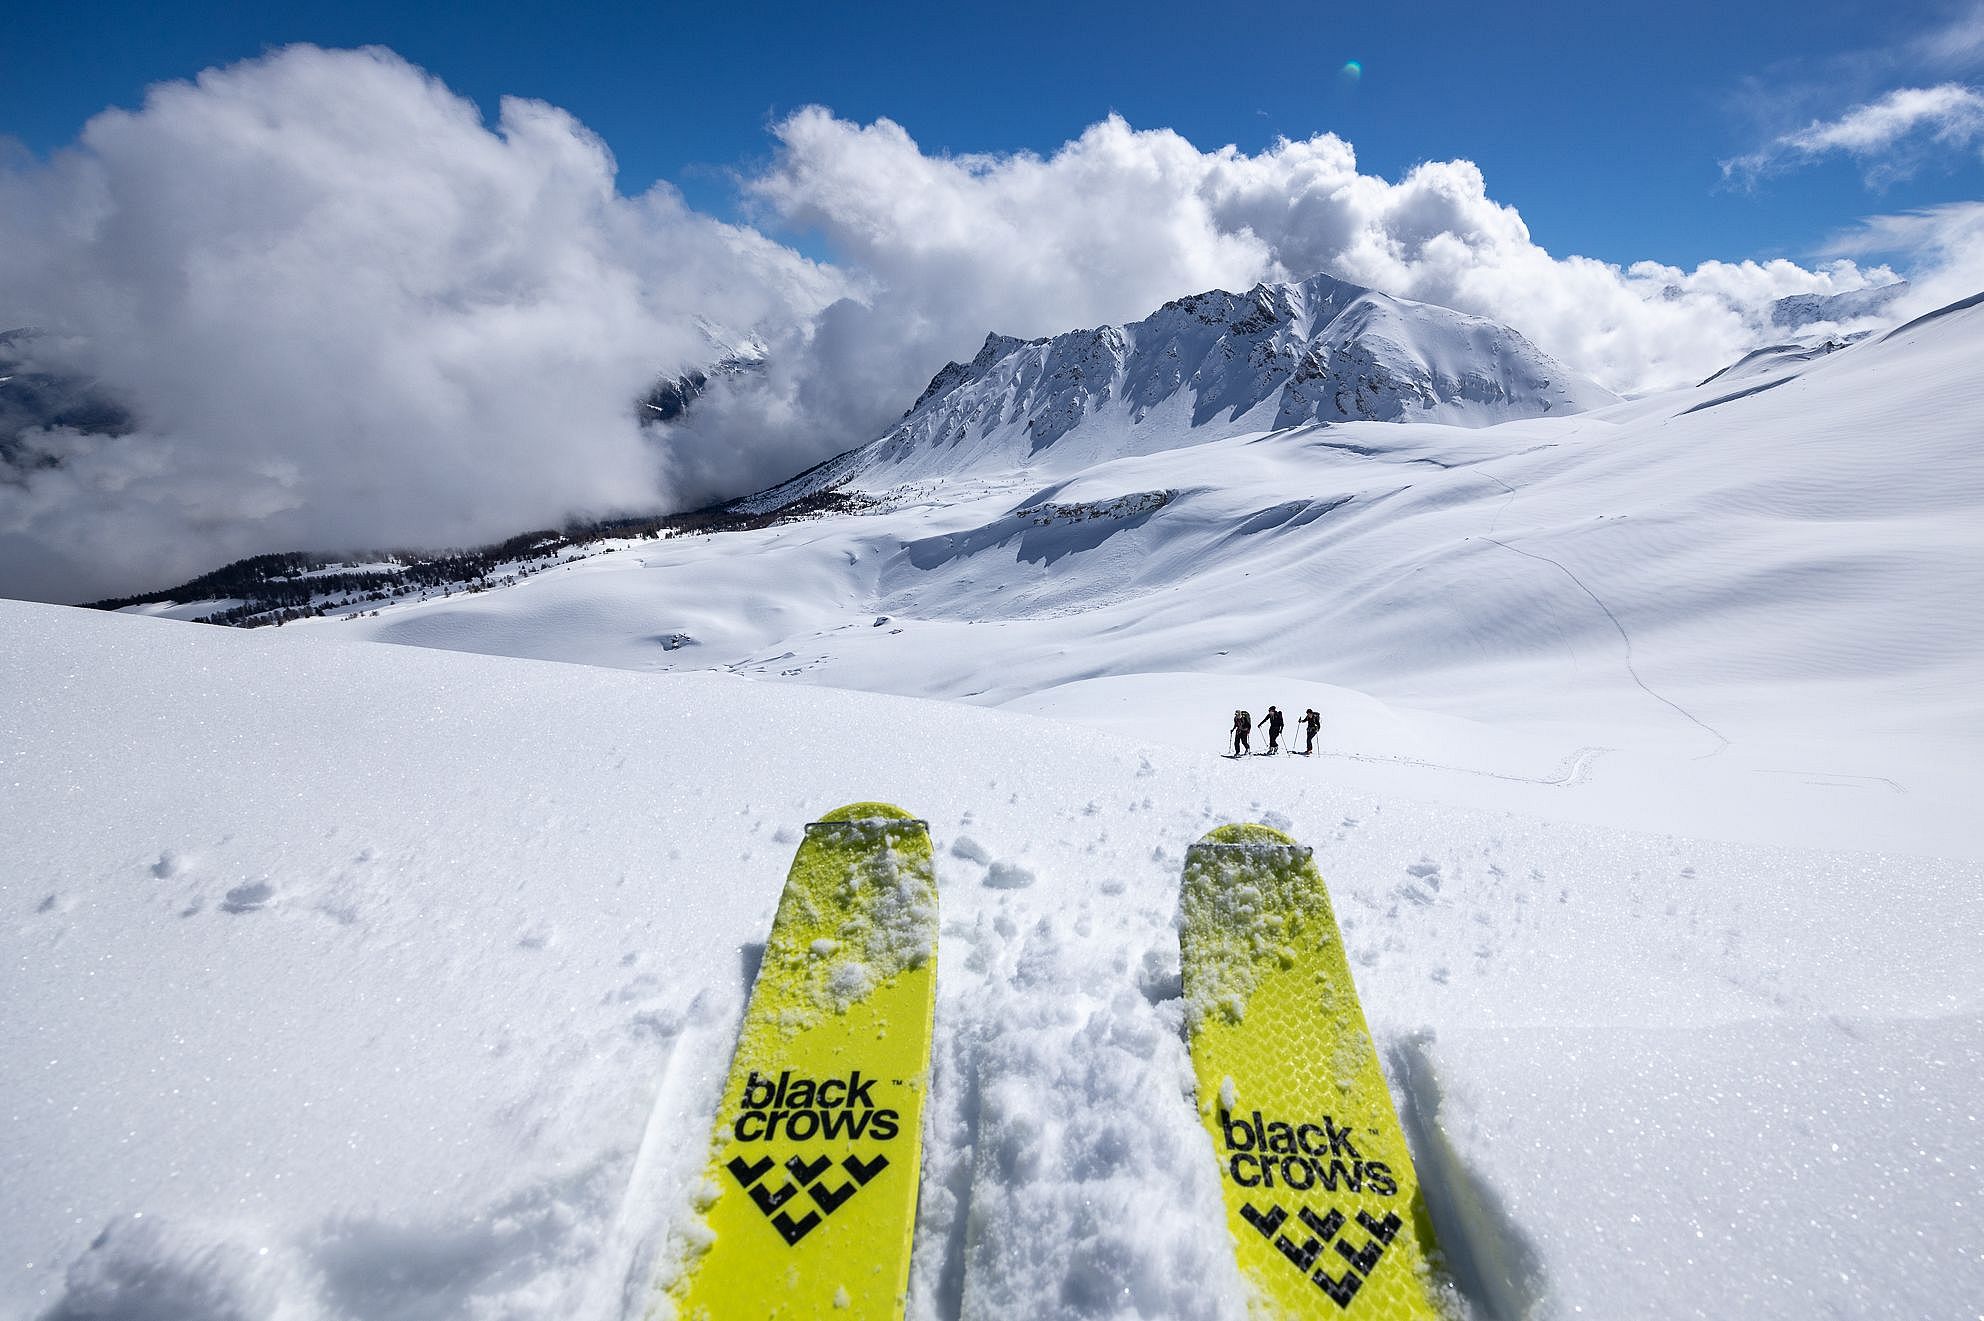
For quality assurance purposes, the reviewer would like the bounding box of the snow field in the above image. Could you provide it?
[5,600,1980,1319]
[309,298,1984,864]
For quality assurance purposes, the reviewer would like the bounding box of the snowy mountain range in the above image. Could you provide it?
[745,272,1616,508]
[89,273,1620,624]
[1768,279,1908,330]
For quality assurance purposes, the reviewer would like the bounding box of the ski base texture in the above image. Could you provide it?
[1180,823,1448,1319]
[668,803,939,1320]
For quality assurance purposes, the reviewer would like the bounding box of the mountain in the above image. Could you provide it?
[639,319,769,423]
[1769,280,1908,331]
[1695,332,1870,387]
[0,328,134,473]
[741,272,1616,509]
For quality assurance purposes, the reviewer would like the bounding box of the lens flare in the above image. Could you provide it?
[1341,59,1363,80]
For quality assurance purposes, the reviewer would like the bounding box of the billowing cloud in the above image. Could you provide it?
[0,45,840,602]
[1723,83,1984,185]
[1821,200,1984,310]
[714,108,1892,463]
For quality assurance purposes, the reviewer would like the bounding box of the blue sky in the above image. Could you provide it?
[5,0,1982,271]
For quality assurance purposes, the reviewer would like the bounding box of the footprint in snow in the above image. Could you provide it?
[1405,859,1443,887]
[219,882,273,914]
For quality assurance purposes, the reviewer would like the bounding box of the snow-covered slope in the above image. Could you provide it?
[741,272,1616,506]
[1695,334,1864,386]
[299,291,1984,859]
[4,600,1979,1321]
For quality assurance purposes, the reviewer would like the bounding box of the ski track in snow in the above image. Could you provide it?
[1473,535,1730,759]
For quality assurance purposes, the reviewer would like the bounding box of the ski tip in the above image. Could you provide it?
[808,801,923,830]
[1189,822,1310,854]
[817,801,914,823]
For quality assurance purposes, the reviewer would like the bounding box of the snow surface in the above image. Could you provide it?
[6,290,1984,1320]
[4,601,1979,1321]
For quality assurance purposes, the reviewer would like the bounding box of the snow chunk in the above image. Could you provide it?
[984,860,1036,890]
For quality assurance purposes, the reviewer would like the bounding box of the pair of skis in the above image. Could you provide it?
[660,804,1444,1319]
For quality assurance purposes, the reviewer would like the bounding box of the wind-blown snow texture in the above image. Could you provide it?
[7,288,1983,1320]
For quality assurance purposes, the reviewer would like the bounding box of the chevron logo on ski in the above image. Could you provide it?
[1239,1200,1404,1307]
[725,1151,891,1245]
[666,803,939,1320]
[1179,824,1449,1318]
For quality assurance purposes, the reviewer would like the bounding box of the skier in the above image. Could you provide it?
[1230,710,1252,757]
[1301,708,1321,755]
[1258,705,1285,755]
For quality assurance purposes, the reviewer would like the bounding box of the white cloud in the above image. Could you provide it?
[1821,200,1984,312]
[733,110,1887,427]
[1723,83,1984,185]
[0,45,840,602]
[1915,1,1984,68]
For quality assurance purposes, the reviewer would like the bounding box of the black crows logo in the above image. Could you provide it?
[1240,1203,1402,1307]
[726,1152,890,1245]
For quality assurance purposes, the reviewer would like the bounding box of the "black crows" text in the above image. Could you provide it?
[1220,1108,1397,1195]
[735,1070,901,1142]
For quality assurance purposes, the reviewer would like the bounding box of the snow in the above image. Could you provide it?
[5,600,1980,1318]
[5,290,1984,1319]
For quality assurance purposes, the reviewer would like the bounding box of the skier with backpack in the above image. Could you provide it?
[1258,706,1285,755]
[1301,707,1321,754]
[1230,710,1252,757]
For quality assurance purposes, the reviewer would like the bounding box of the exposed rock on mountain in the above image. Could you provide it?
[737,271,1616,510]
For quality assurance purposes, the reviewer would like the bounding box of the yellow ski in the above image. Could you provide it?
[1180,824,1449,1319]
[667,803,939,1320]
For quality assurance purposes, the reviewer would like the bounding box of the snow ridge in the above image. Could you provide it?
[741,272,1615,509]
